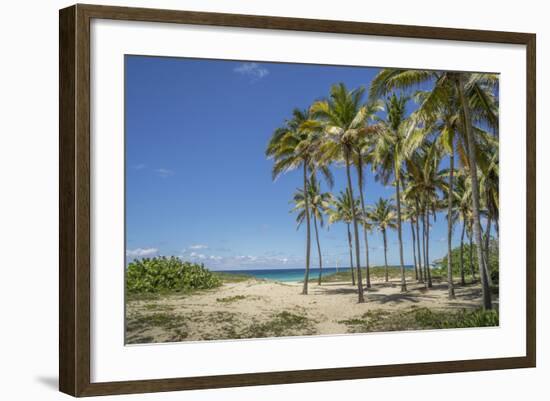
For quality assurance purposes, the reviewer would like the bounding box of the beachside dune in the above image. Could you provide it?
[125,277,499,344]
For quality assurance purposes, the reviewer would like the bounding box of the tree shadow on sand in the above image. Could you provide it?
[366,292,431,305]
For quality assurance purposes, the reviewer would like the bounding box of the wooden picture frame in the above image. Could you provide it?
[59,3,536,397]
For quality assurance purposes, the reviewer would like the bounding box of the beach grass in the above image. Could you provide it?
[213,271,256,283]
[338,307,499,333]
[321,266,416,283]
[216,295,247,303]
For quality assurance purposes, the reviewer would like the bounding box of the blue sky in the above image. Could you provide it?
[125,55,456,270]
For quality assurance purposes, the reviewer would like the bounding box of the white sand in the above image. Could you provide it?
[126,278,498,343]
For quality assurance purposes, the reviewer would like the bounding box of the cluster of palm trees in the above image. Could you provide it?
[266,69,498,310]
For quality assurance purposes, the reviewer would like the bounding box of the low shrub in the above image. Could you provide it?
[413,308,499,329]
[126,256,221,294]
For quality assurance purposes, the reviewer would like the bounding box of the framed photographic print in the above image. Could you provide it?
[59,3,536,397]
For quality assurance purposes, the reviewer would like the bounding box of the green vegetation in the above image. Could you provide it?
[433,240,499,285]
[213,271,255,283]
[216,295,247,303]
[126,257,221,294]
[245,311,315,338]
[339,307,498,333]
[321,267,414,283]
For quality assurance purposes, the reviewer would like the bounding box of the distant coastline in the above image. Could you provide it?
[214,266,416,282]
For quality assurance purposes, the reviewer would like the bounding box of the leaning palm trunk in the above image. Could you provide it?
[410,220,418,281]
[447,148,455,299]
[347,223,356,286]
[395,178,407,292]
[356,159,371,288]
[456,74,492,310]
[382,228,389,282]
[302,163,311,295]
[460,220,466,285]
[313,214,323,285]
[344,151,365,303]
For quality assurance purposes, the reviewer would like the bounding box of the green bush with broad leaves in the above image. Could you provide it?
[126,256,221,294]
[433,239,499,284]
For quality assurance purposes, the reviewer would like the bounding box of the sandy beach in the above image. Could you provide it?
[126,277,499,344]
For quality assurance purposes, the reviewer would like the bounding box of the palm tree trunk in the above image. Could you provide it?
[425,208,433,288]
[447,148,455,299]
[483,214,493,286]
[313,213,323,285]
[395,178,407,292]
[347,223,355,286]
[415,199,424,283]
[364,230,371,288]
[460,219,466,286]
[302,163,311,295]
[411,220,418,281]
[356,158,371,289]
[344,152,365,303]
[383,228,388,282]
[456,74,492,310]
[422,211,430,288]
[468,226,476,282]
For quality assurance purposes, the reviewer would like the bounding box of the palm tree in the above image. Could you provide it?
[402,200,419,281]
[403,166,424,283]
[292,176,333,285]
[307,83,371,303]
[451,172,472,286]
[328,190,361,286]
[371,93,409,292]
[369,69,494,309]
[479,141,499,281]
[353,101,384,289]
[369,198,397,283]
[359,208,375,287]
[403,144,446,288]
[266,109,320,295]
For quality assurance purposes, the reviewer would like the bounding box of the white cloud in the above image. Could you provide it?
[132,163,146,170]
[155,168,174,177]
[126,247,158,258]
[189,244,208,250]
[189,252,206,260]
[233,62,269,81]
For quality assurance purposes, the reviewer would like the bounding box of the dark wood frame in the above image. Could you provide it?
[59,3,536,397]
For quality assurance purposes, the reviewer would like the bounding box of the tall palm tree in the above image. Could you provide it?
[403,163,425,283]
[369,69,495,309]
[369,198,397,283]
[403,144,446,288]
[307,83,371,303]
[407,88,463,299]
[479,142,499,279]
[451,172,472,286]
[371,93,409,292]
[402,200,419,281]
[354,101,384,289]
[328,190,361,286]
[292,176,333,285]
[359,208,375,286]
[266,109,320,295]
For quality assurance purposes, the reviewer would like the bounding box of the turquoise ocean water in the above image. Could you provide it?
[216,266,414,282]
